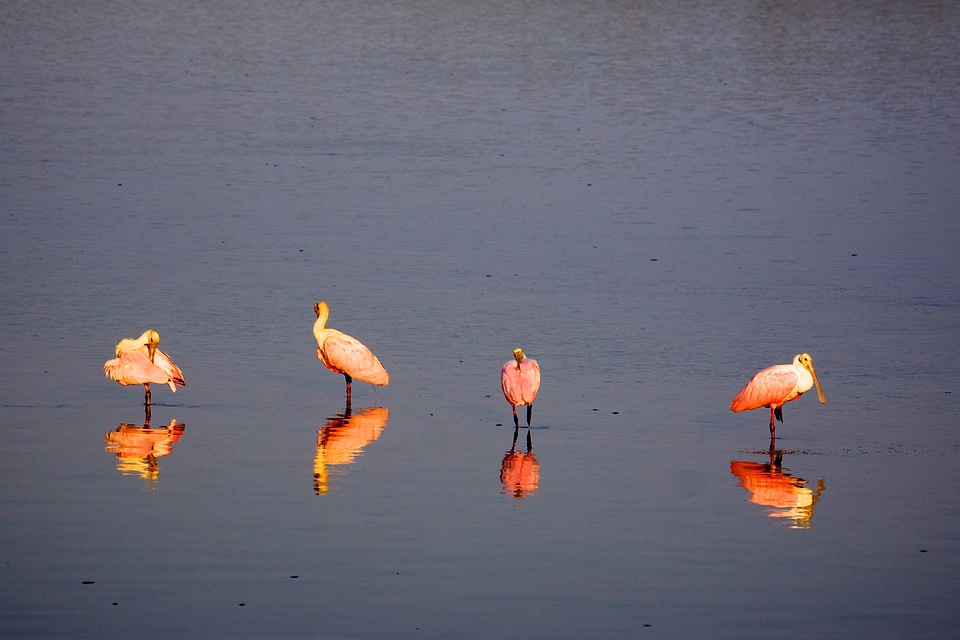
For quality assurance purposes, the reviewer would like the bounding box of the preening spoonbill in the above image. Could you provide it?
[730,353,826,438]
[313,301,389,401]
[501,348,540,428]
[103,329,185,405]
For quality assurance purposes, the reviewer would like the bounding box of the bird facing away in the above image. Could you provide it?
[730,353,826,438]
[501,348,541,428]
[313,301,389,402]
[103,329,185,406]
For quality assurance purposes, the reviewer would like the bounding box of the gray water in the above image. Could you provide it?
[2,1,959,638]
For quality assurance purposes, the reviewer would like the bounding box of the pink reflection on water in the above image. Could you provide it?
[104,418,185,482]
[314,405,389,496]
[500,428,540,499]
[730,446,825,529]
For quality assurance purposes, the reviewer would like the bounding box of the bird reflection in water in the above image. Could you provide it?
[314,404,389,496]
[730,443,825,529]
[104,412,185,482]
[500,427,540,499]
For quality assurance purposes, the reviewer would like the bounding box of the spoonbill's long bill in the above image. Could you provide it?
[730,352,826,438]
[501,348,540,428]
[103,329,185,405]
[313,301,389,401]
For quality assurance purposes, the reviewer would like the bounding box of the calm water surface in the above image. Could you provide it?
[2,1,959,638]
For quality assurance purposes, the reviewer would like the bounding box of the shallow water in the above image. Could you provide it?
[2,1,959,638]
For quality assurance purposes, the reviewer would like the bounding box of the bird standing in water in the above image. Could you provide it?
[104,329,185,406]
[501,348,540,429]
[313,301,389,403]
[730,353,826,439]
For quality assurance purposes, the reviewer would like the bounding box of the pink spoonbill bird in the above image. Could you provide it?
[313,301,389,402]
[103,329,185,406]
[501,348,541,428]
[730,353,826,438]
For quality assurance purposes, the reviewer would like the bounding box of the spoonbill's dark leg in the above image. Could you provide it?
[526,428,532,451]
[512,406,519,429]
[769,406,777,438]
[344,373,353,401]
[511,425,519,449]
[144,383,152,407]
[144,402,152,425]
[526,404,533,428]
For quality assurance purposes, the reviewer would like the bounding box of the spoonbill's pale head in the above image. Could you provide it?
[144,329,160,362]
[314,301,330,320]
[796,353,826,404]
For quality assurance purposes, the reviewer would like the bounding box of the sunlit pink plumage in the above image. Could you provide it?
[501,348,540,428]
[730,353,826,438]
[313,301,389,402]
[103,329,185,405]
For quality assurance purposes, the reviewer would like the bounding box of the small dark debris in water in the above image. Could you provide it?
[644,623,652,627]
[486,274,492,277]
[299,249,304,252]
[239,603,246,607]
[945,391,952,394]
[851,253,858,256]
[587,183,592,187]
[592,408,598,411]
[496,423,503,427]
[82,581,94,585]
[920,549,928,553]
[612,411,619,415]
[117,183,122,187]
[289,575,299,579]
[112,602,118,606]
[430,413,434,416]
[650,258,658,261]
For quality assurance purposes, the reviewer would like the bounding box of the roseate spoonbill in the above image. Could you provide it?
[103,329,185,405]
[730,353,826,438]
[501,348,540,428]
[313,301,389,401]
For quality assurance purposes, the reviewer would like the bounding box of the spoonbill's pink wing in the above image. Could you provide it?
[154,348,185,390]
[104,350,174,387]
[501,361,521,405]
[321,336,389,386]
[501,359,540,406]
[730,366,798,412]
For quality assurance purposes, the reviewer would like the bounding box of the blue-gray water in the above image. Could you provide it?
[2,1,959,638]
